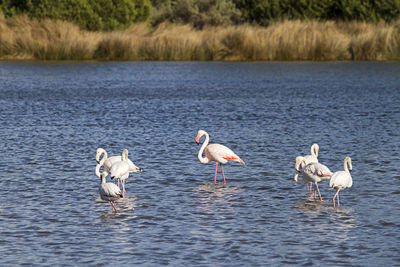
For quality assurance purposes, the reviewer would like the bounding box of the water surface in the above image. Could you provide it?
[0,61,399,266]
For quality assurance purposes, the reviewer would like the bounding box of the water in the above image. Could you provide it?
[0,61,399,266]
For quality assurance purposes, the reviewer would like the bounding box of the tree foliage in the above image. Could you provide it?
[1,0,399,31]
[234,0,400,25]
[0,0,152,30]
[150,0,242,28]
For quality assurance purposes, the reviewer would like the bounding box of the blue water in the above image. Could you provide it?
[0,61,399,266]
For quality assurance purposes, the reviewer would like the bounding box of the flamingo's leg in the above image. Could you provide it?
[214,163,218,184]
[315,183,323,201]
[121,181,126,200]
[220,164,226,184]
[110,201,117,213]
[314,184,317,199]
[337,189,340,207]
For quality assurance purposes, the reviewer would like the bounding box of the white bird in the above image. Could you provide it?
[95,163,122,213]
[295,144,319,192]
[329,156,353,208]
[110,149,131,198]
[295,156,332,201]
[196,130,245,184]
[95,147,143,177]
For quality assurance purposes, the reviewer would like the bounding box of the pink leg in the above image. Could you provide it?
[121,181,126,200]
[314,185,317,199]
[306,183,312,192]
[110,201,117,213]
[220,164,226,184]
[337,190,340,207]
[214,163,218,184]
[315,183,323,201]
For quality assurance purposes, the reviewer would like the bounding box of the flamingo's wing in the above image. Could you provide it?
[207,144,244,164]
[128,159,143,173]
[303,155,318,165]
[104,156,122,172]
[99,183,122,200]
[329,171,352,189]
[110,161,130,179]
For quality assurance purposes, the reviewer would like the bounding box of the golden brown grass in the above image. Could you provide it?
[0,15,399,61]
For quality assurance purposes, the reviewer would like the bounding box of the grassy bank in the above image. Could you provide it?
[1,15,399,61]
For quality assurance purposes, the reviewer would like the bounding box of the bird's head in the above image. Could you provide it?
[294,156,305,172]
[195,130,206,145]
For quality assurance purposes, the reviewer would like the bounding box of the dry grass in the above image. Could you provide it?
[0,15,399,61]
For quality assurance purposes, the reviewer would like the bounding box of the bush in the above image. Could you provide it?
[150,0,242,28]
[234,0,400,25]
[0,0,152,31]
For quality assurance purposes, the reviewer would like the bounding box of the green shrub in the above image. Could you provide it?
[0,0,152,31]
[151,0,242,28]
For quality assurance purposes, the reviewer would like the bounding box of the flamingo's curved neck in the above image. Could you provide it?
[344,158,352,173]
[95,157,106,183]
[311,144,319,157]
[198,132,210,164]
[97,148,107,163]
[122,149,128,161]
[295,156,306,171]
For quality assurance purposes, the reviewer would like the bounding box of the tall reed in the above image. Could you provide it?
[0,15,399,61]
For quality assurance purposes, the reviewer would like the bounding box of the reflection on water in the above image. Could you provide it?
[0,62,399,266]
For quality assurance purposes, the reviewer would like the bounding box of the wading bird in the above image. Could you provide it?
[196,130,245,184]
[329,156,353,208]
[95,163,122,213]
[110,149,132,198]
[295,144,319,192]
[96,147,142,191]
[295,156,332,201]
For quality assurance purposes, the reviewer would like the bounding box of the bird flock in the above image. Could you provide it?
[95,129,353,212]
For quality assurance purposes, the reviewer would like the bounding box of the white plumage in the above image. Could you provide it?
[196,130,245,184]
[329,156,353,207]
[110,149,131,198]
[295,144,319,192]
[96,148,143,176]
[95,163,122,213]
[295,157,332,201]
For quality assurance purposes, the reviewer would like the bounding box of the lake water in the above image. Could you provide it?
[0,61,399,266]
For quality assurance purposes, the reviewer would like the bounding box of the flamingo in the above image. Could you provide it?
[95,148,143,187]
[195,130,245,184]
[329,156,353,208]
[295,144,319,192]
[295,156,332,201]
[110,149,131,198]
[95,163,122,213]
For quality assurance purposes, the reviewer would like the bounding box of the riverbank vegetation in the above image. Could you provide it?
[0,0,399,61]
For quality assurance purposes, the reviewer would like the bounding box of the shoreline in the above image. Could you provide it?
[1,16,399,61]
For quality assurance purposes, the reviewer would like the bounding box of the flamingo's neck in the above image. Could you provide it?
[122,149,128,161]
[295,156,305,171]
[198,132,210,164]
[96,148,107,163]
[311,144,319,158]
[95,156,106,179]
[344,157,352,173]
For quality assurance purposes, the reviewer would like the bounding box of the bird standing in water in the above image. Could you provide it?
[196,130,245,184]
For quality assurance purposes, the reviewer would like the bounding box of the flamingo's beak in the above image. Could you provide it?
[95,159,99,164]
[195,135,200,145]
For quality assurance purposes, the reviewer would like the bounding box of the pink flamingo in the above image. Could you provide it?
[329,156,353,208]
[295,144,319,192]
[295,157,332,201]
[195,130,245,184]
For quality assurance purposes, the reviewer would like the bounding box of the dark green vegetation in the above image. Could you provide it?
[0,0,399,31]
[0,0,151,30]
